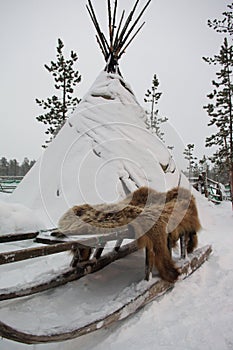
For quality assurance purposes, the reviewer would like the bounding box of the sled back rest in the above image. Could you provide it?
[35,227,135,247]
[0,228,136,266]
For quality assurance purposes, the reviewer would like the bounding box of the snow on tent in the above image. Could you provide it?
[9,0,179,229]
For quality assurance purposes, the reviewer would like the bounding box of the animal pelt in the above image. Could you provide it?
[137,192,201,281]
[58,186,201,282]
[167,187,200,254]
[122,186,200,253]
[136,207,181,283]
[58,200,180,282]
[58,186,195,235]
[120,186,166,208]
[121,186,193,209]
[165,194,201,253]
[138,195,200,267]
[58,203,143,235]
[58,203,145,265]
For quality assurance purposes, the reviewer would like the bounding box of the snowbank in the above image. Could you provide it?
[0,200,45,234]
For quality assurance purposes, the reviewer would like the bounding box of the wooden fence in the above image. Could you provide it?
[190,173,231,204]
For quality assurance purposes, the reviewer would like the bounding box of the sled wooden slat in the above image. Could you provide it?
[0,229,58,244]
[0,241,78,265]
[114,238,124,252]
[35,228,134,246]
[93,244,106,259]
[35,236,64,245]
[0,245,212,344]
[0,231,39,243]
[0,241,138,301]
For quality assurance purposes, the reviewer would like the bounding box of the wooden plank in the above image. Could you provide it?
[0,231,39,243]
[0,241,138,301]
[0,229,57,243]
[145,246,150,281]
[0,241,78,265]
[0,245,212,344]
[36,229,135,247]
[180,233,186,259]
[93,244,106,259]
[114,238,124,252]
[35,236,65,245]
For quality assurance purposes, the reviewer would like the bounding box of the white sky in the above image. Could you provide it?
[0,0,228,165]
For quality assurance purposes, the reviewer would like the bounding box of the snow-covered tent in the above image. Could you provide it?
[9,0,183,228]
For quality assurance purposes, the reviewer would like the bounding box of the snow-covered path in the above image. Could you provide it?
[0,198,232,350]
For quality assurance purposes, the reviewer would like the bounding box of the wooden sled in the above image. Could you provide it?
[0,229,212,344]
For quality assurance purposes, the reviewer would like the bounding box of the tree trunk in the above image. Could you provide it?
[226,45,233,209]
[230,167,233,210]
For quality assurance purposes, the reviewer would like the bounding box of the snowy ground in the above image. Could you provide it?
[0,195,232,350]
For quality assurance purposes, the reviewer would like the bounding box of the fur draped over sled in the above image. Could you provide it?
[121,186,200,254]
[58,186,201,283]
[121,186,195,209]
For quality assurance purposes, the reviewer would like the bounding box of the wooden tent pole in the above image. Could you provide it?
[117,0,151,56]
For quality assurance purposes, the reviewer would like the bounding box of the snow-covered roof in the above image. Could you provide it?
[9,70,180,228]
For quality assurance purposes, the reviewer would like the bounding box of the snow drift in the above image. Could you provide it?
[0,200,44,234]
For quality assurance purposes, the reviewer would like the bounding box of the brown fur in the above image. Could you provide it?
[136,208,180,282]
[58,186,201,283]
[137,194,201,279]
[122,186,193,208]
[58,202,143,265]
[121,186,200,255]
[62,203,142,231]
[165,194,200,253]
[121,186,166,208]
[166,186,193,203]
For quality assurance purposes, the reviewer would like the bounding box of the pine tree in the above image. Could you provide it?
[144,74,168,142]
[0,157,35,177]
[0,157,9,176]
[204,2,233,207]
[207,3,233,35]
[203,37,233,207]
[8,159,20,176]
[36,38,81,148]
[208,152,229,183]
[199,155,208,173]
[20,157,31,176]
[183,144,197,181]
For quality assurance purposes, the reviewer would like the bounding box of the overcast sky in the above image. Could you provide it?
[0,0,228,166]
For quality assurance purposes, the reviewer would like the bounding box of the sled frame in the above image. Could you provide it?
[0,245,212,344]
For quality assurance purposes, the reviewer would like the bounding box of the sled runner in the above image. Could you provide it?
[0,243,212,344]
